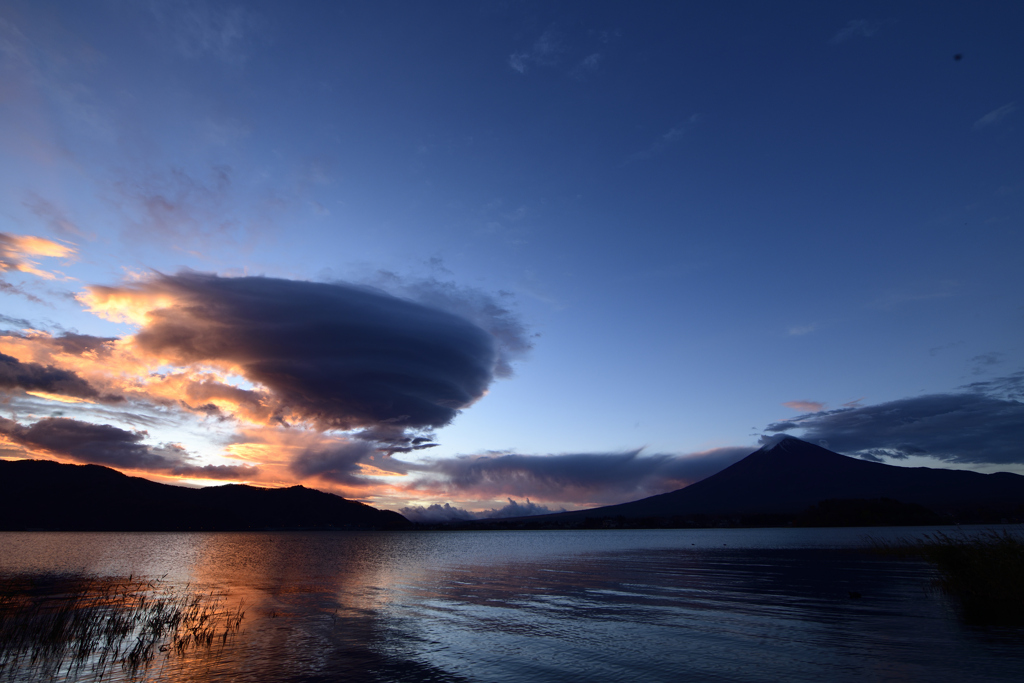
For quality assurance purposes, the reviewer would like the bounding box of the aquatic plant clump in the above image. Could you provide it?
[875,530,1024,624]
[0,575,244,681]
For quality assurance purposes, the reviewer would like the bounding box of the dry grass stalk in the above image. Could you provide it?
[0,574,244,681]
[873,529,1024,624]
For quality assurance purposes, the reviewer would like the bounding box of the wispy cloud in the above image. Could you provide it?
[763,376,1024,465]
[960,370,1024,401]
[783,400,825,413]
[0,315,33,329]
[970,352,1004,375]
[787,323,817,336]
[22,193,91,239]
[398,446,751,507]
[508,27,563,74]
[149,1,257,63]
[108,166,242,249]
[0,16,114,144]
[569,53,601,81]
[974,103,1016,129]
[476,199,530,246]
[869,280,958,310]
[201,116,252,146]
[830,20,880,44]
[929,341,964,357]
[628,115,699,162]
[0,282,44,304]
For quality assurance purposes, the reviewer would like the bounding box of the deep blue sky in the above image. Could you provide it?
[1,1,1021,516]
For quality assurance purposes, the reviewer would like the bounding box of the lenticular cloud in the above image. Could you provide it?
[82,271,520,430]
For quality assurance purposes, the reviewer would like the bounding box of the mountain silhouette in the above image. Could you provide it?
[0,459,411,531]
[501,436,1024,525]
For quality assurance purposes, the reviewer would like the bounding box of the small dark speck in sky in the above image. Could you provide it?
[954,53,963,60]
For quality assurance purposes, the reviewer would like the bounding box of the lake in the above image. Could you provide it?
[1,527,1022,682]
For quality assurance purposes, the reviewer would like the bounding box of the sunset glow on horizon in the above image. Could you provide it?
[1,1,1022,520]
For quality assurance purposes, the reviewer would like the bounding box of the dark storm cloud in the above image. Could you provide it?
[764,421,799,433]
[350,425,438,455]
[0,314,33,328]
[960,370,1024,400]
[104,271,526,430]
[168,462,259,479]
[0,352,120,401]
[0,416,255,479]
[50,333,117,356]
[402,447,751,505]
[400,503,475,524]
[0,416,164,469]
[765,391,1024,465]
[485,498,559,518]
[366,272,532,378]
[288,440,379,486]
[0,329,115,356]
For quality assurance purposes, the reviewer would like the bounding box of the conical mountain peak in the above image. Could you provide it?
[515,436,1024,523]
[757,434,805,452]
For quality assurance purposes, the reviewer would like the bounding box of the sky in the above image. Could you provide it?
[1,1,1022,520]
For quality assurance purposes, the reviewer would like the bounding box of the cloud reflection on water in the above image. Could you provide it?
[2,530,1023,682]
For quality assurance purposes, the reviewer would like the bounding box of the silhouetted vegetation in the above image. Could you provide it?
[0,574,244,681]
[792,498,942,527]
[874,530,1024,624]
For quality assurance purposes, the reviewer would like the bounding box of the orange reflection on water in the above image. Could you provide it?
[148,532,416,683]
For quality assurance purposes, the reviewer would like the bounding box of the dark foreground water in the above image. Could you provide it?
[1,527,1022,682]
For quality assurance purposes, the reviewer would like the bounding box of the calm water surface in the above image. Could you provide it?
[2,527,1022,682]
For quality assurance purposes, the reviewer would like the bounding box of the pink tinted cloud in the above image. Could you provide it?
[783,400,825,413]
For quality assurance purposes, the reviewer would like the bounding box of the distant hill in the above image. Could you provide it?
[484,436,1024,527]
[0,459,411,531]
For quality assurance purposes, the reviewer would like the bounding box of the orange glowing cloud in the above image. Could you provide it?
[0,233,76,280]
[77,285,179,325]
[0,330,282,425]
[221,426,408,500]
[24,391,94,404]
[2,270,534,508]
[73,271,521,433]
[9,235,75,258]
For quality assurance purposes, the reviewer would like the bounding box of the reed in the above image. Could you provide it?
[0,574,244,681]
[874,529,1024,624]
